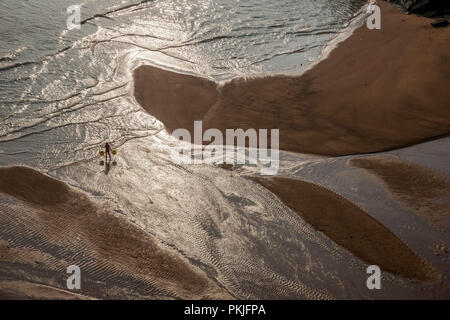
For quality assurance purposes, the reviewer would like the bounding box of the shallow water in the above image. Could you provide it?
[3,0,449,299]
[0,0,370,162]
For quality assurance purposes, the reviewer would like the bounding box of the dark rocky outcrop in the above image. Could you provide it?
[386,0,450,17]
[431,18,449,27]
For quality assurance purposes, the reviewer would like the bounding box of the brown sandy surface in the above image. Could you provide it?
[248,176,438,281]
[134,1,450,156]
[134,66,218,134]
[0,166,232,299]
[0,280,93,300]
[350,156,450,231]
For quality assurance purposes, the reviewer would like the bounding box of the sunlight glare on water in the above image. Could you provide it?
[0,0,377,299]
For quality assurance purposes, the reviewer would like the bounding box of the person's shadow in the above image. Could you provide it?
[104,161,111,175]
[100,157,117,175]
[100,160,116,175]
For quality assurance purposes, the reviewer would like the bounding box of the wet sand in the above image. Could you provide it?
[134,1,450,156]
[134,67,218,134]
[350,156,450,231]
[0,166,232,299]
[0,280,94,300]
[3,0,450,300]
[248,176,438,281]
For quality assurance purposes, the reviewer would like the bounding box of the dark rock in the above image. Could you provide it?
[217,163,234,171]
[387,0,450,17]
[431,18,449,27]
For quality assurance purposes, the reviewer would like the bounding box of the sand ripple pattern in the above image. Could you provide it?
[0,166,231,299]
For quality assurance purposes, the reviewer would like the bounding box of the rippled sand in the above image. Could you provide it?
[350,156,450,231]
[1,1,450,300]
[248,176,439,281]
[0,166,232,299]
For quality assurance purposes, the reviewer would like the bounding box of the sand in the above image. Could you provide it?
[0,166,232,299]
[0,280,94,300]
[3,0,449,300]
[134,67,218,134]
[134,1,450,156]
[350,156,450,231]
[248,176,438,281]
